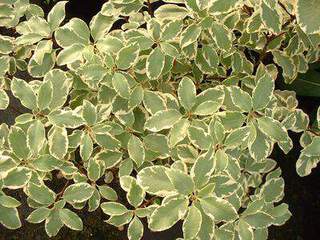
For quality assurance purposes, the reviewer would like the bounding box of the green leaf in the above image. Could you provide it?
[210,22,232,52]
[101,202,128,216]
[11,77,37,110]
[243,211,274,229]
[49,126,68,160]
[27,182,56,205]
[112,72,131,99]
[37,80,53,110]
[248,124,271,161]
[48,109,85,128]
[257,117,288,142]
[59,208,83,231]
[238,219,254,240]
[190,148,215,189]
[0,89,9,110]
[169,118,190,147]
[252,73,274,110]
[47,1,67,30]
[260,0,281,34]
[90,13,114,41]
[0,205,21,229]
[145,109,182,132]
[3,167,31,189]
[260,178,284,203]
[200,196,238,222]
[63,182,94,204]
[229,86,252,112]
[56,43,85,66]
[178,77,196,111]
[45,210,64,237]
[128,85,144,109]
[87,158,101,182]
[209,0,239,13]
[128,135,145,167]
[98,185,118,201]
[297,0,320,34]
[27,120,46,155]
[32,154,63,172]
[149,197,189,231]
[95,150,123,169]
[161,19,183,41]
[95,133,121,150]
[80,133,93,161]
[115,44,140,70]
[27,207,51,224]
[166,168,195,196]
[224,126,250,148]
[55,18,90,47]
[146,47,165,80]
[128,216,144,240]
[154,4,188,20]
[127,179,145,208]
[137,166,175,197]
[8,126,30,159]
[302,136,320,156]
[0,195,20,208]
[180,24,202,48]
[143,90,166,114]
[183,205,202,240]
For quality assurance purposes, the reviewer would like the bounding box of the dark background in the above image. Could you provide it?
[1,0,320,239]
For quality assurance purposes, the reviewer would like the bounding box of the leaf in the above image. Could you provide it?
[183,205,202,239]
[48,109,85,128]
[128,216,144,240]
[27,120,46,155]
[145,109,182,132]
[127,179,145,208]
[28,182,56,205]
[146,47,165,80]
[224,126,250,148]
[32,154,63,172]
[137,166,175,197]
[27,208,51,224]
[55,18,90,47]
[80,133,93,161]
[248,124,271,161]
[95,149,122,168]
[154,4,188,20]
[169,118,190,147]
[166,169,195,196]
[0,205,21,229]
[0,89,9,110]
[128,135,145,167]
[0,195,21,208]
[3,167,31,189]
[98,185,118,201]
[37,80,53,110]
[252,73,274,110]
[63,182,94,204]
[229,86,252,112]
[129,85,144,109]
[90,13,114,41]
[56,44,85,66]
[243,211,274,229]
[49,126,68,160]
[260,178,284,203]
[302,136,320,156]
[190,148,215,189]
[188,126,211,150]
[238,219,254,240]
[178,77,196,111]
[11,77,37,110]
[180,24,202,48]
[149,197,189,231]
[112,72,131,99]
[59,208,83,231]
[257,117,288,142]
[47,1,67,30]
[115,44,140,70]
[143,90,166,114]
[95,133,121,150]
[101,202,128,216]
[297,0,320,34]
[210,22,232,51]
[8,126,30,159]
[209,0,239,13]
[45,210,64,237]
[82,100,97,126]
[161,19,183,41]
[260,0,281,34]
[200,196,238,222]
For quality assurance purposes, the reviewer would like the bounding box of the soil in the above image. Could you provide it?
[1,0,320,239]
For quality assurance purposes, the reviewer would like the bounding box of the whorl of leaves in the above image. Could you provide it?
[0,0,319,239]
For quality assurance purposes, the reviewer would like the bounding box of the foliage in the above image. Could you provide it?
[0,0,320,239]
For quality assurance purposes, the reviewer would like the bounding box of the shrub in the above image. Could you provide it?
[0,0,319,239]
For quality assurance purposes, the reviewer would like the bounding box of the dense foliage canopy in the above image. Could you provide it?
[0,0,320,239]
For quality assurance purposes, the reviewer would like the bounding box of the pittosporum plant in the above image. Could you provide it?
[0,0,320,239]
